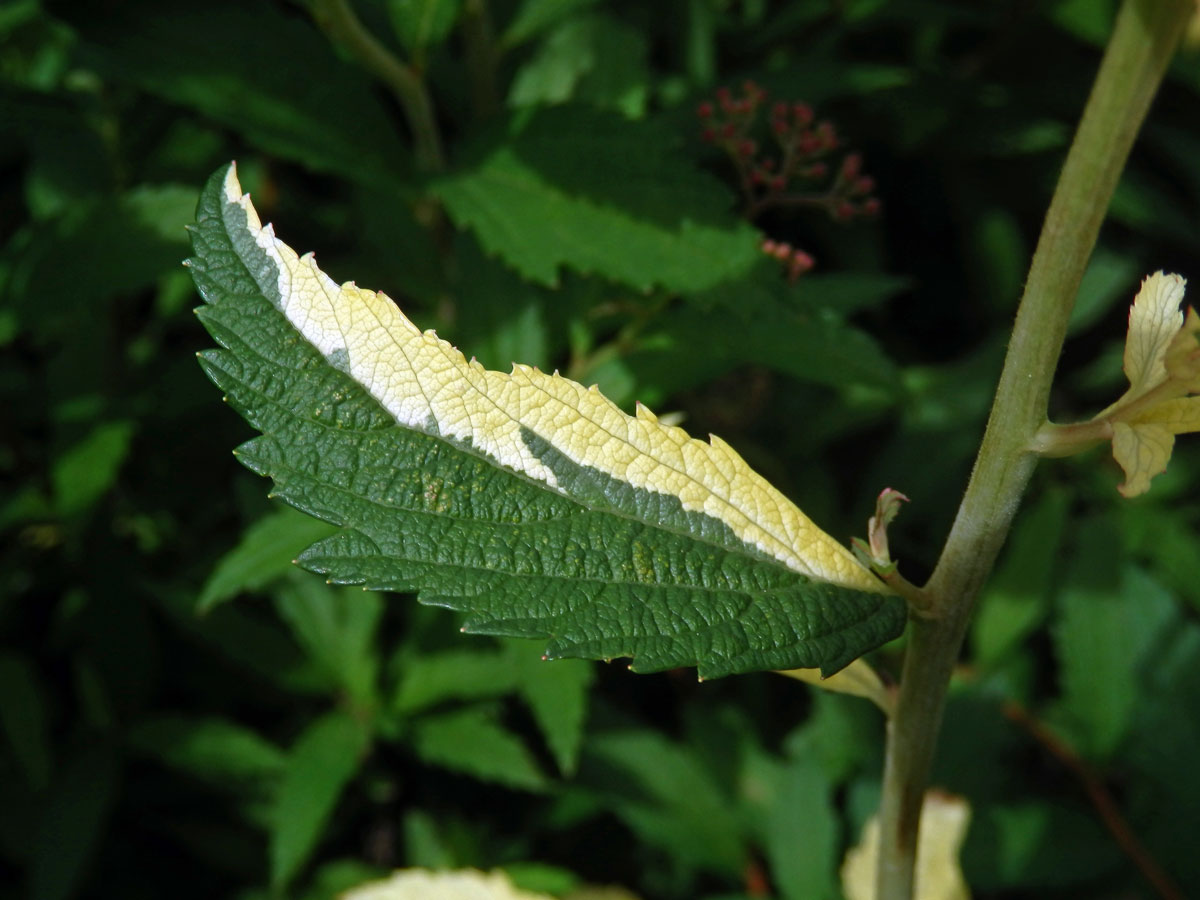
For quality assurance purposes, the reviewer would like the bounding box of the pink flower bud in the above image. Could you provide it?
[817,121,837,149]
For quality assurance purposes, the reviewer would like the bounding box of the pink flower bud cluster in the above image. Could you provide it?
[761,238,814,283]
[698,79,881,230]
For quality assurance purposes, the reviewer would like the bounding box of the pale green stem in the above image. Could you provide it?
[311,0,446,172]
[875,2,1193,899]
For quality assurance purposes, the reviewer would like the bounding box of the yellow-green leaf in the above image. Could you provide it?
[1136,395,1200,432]
[1111,420,1174,498]
[1114,271,1187,407]
[777,659,893,714]
[1165,305,1200,387]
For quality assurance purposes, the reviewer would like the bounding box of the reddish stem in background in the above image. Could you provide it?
[1003,702,1185,900]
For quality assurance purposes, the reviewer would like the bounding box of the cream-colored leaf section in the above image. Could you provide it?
[1136,395,1200,432]
[220,165,883,593]
[1119,271,1187,404]
[841,791,971,900]
[341,868,550,900]
[1112,421,1174,498]
[777,659,892,714]
[1165,306,1200,388]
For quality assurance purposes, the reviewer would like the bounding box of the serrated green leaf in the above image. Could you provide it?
[0,83,112,217]
[188,163,904,679]
[411,707,548,791]
[1123,620,1200,886]
[156,587,333,695]
[508,15,649,117]
[503,639,594,775]
[972,489,1069,667]
[583,730,742,875]
[393,647,517,716]
[63,0,409,187]
[624,301,900,398]
[433,107,762,292]
[961,802,1115,892]
[1053,521,1178,759]
[450,237,552,371]
[502,0,599,45]
[199,507,338,612]
[5,185,195,345]
[744,752,838,900]
[0,652,51,790]
[52,420,134,518]
[274,576,383,704]
[1067,249,1142,335]
[387,0,462,56]
[30,743,118,900]
[783,690,881,786]
[1122,504,1200,615]
[127,715,285,788]
[271,711,367,890]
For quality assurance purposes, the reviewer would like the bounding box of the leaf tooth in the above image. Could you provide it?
[635,401,658,423]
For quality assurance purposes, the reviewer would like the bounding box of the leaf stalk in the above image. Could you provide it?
[311,0,446,172]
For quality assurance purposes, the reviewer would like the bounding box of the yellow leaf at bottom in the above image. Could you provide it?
[341,869,551,900]
[841,792,971,900]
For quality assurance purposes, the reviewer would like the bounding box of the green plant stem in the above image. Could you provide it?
[462,0,501,119]
[874,3,1193,898]
[1030,418,1112,457]
[311,0,445,172]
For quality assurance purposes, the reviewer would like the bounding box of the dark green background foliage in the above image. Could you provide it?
[2,1,1199,898]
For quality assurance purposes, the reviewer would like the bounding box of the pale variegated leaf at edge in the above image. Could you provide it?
[841,792,971,900]
[777,660,892,714]
[1119,271,1186,402]
[187,163,904,679]
[1095,272,1200,496]
[341,868,555,900]
[1097,271,1186,421]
